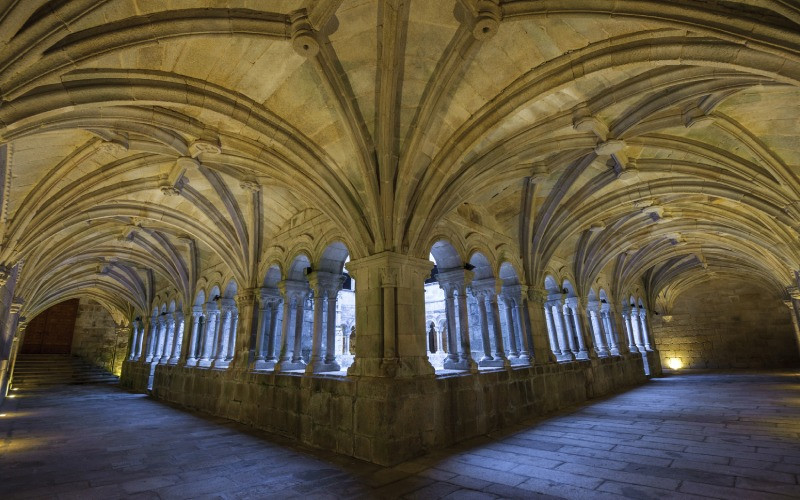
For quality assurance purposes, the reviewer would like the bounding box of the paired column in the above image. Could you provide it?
[158,315,176,364]
[638,309,653,351]
[306,272,343,374]
[145,314,161,362]
[437,268,478,373]
[600,305,621,355]
[564,297,590,360]
[197,302,220,368]
[587,304,609,357]
[184,306,204,366]
[622,307,638,353]
[276,280,310,372]
[211,299,236,369]
[254,289,282,370]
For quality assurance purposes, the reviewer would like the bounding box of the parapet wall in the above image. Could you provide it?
[121,354,648,465]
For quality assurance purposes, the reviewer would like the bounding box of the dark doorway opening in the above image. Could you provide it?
[21,299,80,354]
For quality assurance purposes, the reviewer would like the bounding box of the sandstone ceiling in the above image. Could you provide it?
[0,0,799,321]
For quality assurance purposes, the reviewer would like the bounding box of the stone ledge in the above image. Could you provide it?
[120,354,649,465]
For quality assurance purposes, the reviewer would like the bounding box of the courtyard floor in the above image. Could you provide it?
[0,371,798,499]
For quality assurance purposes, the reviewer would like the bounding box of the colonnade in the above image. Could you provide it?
[126,264,656,377]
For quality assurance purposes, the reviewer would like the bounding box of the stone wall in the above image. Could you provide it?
[71,298,128,375]
[651,278,800,369]
[121,354,647,465]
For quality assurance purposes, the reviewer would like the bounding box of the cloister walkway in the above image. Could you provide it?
[0,372,798,499]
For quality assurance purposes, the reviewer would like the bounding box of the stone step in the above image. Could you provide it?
[11,354,119,390]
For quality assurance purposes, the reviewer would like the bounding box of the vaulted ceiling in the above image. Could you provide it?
[1,0,798,320]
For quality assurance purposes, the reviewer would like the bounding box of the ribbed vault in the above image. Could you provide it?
[0,0,798,320]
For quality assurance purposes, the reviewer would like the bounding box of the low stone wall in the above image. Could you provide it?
[121,353,648,465]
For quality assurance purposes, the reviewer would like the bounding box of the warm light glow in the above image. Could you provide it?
[0,414,6,417]
[7,395,15,398]
[12,388,18,391]
[667,358,683,370]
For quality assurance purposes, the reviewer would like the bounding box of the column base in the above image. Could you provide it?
[253,359,276,371]
[305,361,341,374]
[609,347,621,356]
[168,357,180,365]
[348,356,435,378]
[575,350,590,360]
[197,358,213,368]
[556,352,574,362]
[595,350,610,358]
[211,359,230,369]
[443,356,478,372]
[509,356,530,366]
[478,357,504,368]
[276,360,307,372]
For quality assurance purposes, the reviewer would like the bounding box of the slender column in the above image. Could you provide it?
[639,310,653,351]
[566,299,589,359]
[159,316,175,364]
[511,288,532,362]
[589,308,609,357]
[226,311,239,361]
[153,316,167,362]
[212,306,232,368]
[543,304,561,357]
[168,316,184,364]
[601,308,620,355]
[324,285,340,368]
[487,290,510,367]
[630,306,645,352]
[502,295,519,358]
[266,300,281,361]
[552,302,573,360]
[455,284,478,371]
[291,294,307,364]
[474,289,494,364]
[561,305,578,355]
[622,308,637,353]
[185,307,203,366]
[276,292,297,367]
[443,286,460,364]
[254,295,271,362]
[198,304,219,368]
[277,280,310,371]
[306,274,327,373]
[129,322,140,360]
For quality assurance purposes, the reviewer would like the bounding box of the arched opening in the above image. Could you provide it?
[542,275,569,361]
[208,280,239,370]
[499,262,533,365]
[598,289,621,356]
[561,280,589,360]
[467,252,509,369]
[425,240,477,372]
[186,290,206,367]
[253,266,283,370]
[197,286,221,368]
[276,255,312,372]
[305,242,353,373]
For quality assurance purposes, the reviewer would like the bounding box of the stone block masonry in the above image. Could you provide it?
[651,278,799,370]
[72,298,129,375]
[121,354,647,465]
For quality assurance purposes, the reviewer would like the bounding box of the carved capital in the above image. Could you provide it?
[380,267,398,288]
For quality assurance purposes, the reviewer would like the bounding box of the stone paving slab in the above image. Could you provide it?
[0,371,799,499]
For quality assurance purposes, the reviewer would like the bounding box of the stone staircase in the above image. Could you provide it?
[10,354,119,390]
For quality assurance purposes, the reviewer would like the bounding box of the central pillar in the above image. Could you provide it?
[346,251,435,378]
